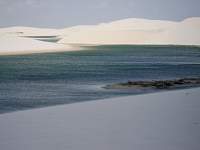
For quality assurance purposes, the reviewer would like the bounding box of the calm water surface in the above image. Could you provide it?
[0,45,200,113]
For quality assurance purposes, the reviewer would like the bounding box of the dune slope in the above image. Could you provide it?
[0,35,73,55]
[59,17,200,45]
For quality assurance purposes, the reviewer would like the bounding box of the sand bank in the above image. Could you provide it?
[0,35,82,55]
[0,87,200,150]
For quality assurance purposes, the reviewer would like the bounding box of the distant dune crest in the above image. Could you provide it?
[58,17,200,45]
[0,17,200,55]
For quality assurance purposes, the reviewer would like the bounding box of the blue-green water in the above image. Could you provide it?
[0,45,200,114]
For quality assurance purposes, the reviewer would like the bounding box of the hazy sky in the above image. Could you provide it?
[0,0,200,28]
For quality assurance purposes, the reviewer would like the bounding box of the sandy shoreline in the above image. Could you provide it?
[0,87,200,150]
[0,35,82,56]
[0,46,82,56]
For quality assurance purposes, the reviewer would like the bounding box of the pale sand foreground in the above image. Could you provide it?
[0,88,200,150]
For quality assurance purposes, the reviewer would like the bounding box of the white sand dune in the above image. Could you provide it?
[59,17,200,45]
[0,35,74,55]
[0,17,200,55]
[0,26,59,36]
[0,87,200,150]
[0,26,75,55]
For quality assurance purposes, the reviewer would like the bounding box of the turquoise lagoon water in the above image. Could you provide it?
[0,45,200,113]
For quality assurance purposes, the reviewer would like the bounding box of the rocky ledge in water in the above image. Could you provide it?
[104,77,200,90]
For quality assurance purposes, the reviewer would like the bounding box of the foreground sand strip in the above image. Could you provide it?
[0,87,200,150]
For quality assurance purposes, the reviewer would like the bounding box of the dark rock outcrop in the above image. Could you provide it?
[104,77,200,90]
